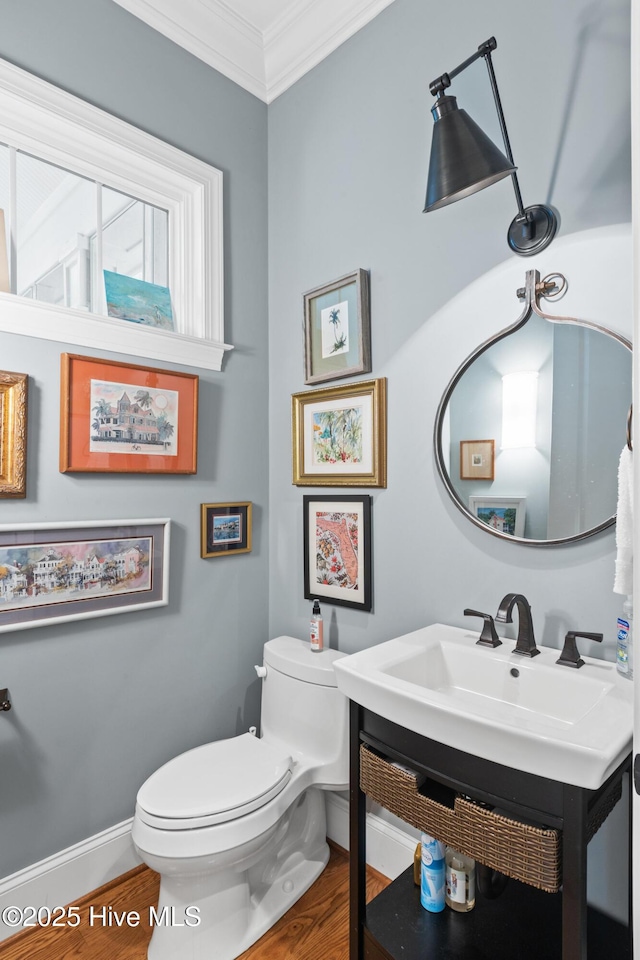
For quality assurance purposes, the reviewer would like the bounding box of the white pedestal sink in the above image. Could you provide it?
[333,623,633,789]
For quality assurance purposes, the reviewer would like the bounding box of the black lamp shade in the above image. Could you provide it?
[424,95,516,212]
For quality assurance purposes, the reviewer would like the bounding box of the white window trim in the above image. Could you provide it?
[0,57,231,371]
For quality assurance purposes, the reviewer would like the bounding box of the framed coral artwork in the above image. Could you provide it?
[303,494,372,611]
[60,353,198,474]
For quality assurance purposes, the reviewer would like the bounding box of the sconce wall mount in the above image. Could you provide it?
[424,37,558,257]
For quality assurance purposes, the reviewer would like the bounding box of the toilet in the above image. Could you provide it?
[132,635,349,960]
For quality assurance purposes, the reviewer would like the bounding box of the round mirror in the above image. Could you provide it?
[435,305,632,544]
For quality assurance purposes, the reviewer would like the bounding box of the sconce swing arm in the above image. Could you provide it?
[425,37,558,256]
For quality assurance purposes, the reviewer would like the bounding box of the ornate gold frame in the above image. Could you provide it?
[0,371,27,498]
[292,378,387,487]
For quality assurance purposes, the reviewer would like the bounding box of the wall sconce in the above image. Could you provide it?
[501,371,538,448]
[424,37,558,257]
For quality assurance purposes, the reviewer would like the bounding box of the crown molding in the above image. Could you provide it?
[264,0,395,102]
[112,0,396,102]
[112,0,266,99]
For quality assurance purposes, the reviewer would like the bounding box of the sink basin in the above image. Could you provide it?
[333,624,633,788]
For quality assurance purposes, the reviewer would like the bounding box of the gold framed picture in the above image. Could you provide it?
[201,502,252,558]
[292,378,386,487]
[460,439,494,481]
[0,370,28,498]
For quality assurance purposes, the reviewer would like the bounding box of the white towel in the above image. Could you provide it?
[614,445,633,595]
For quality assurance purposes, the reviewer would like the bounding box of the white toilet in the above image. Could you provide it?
[132,635,349,960]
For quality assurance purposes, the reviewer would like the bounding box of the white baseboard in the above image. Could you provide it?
[0,791,414,944]
[326,792,417,879]
[0,819,140,942]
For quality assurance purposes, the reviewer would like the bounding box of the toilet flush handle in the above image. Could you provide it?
[254,665,267,678]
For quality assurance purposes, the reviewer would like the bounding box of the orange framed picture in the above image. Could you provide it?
[60,354,198,474]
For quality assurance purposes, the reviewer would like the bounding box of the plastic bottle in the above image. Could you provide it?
[616,596,633,680]
[310,599,324,652]
[420,833,445,912]
[445,847,476,912]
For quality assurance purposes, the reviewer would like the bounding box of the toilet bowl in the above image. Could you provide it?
[132,636,348,960]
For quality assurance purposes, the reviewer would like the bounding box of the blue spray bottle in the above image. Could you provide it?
[420,833,446,912]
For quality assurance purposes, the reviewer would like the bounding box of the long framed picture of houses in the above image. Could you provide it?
[0,519,170,633]
[60,354,198,474]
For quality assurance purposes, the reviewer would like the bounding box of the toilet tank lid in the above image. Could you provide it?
[263,635,345,687]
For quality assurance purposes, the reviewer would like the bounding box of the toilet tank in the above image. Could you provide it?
[260,636,348,788]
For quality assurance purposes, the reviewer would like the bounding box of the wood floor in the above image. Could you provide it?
[0,843,389,960]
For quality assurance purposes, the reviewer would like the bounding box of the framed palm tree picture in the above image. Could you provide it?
[303,269,371,385]
[292,378,386,487]
[60,354,198,473]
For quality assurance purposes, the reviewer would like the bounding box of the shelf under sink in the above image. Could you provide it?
[364,867,630,960]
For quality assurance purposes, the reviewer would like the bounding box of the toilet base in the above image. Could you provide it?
[144,788,330,960]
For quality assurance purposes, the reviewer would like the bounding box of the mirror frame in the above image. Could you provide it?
[434,270,632,546]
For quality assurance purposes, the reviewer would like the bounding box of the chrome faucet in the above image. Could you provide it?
[495,593,539,658]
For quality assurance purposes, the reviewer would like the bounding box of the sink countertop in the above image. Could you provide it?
[333,623,633,789]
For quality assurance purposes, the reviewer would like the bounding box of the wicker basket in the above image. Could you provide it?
[359,745,619,894]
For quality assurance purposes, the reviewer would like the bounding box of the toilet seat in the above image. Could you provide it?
[136,733,293,829]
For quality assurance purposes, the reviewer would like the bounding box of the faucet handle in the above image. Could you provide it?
[463,609,502,648]
[556,631,603,669]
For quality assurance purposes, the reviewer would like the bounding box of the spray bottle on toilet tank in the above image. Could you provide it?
[310,599,324,652]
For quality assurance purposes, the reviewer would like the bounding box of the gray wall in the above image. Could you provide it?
[0,0,632,924]
[267,0,630,917]
[0,0,268,877]
[268,0,631,667]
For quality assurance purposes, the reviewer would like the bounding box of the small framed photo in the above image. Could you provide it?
[460,439,495,480]
[201,502,252,558]
[0,370,28,498]
[292,378,386,487]
[60,353,198,474]
[0,519,169,633]
[469,497,526,538]
[303,494,372,611]
[303,269,371,385]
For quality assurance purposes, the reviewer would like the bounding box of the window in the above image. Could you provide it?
[0,58,228,371]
